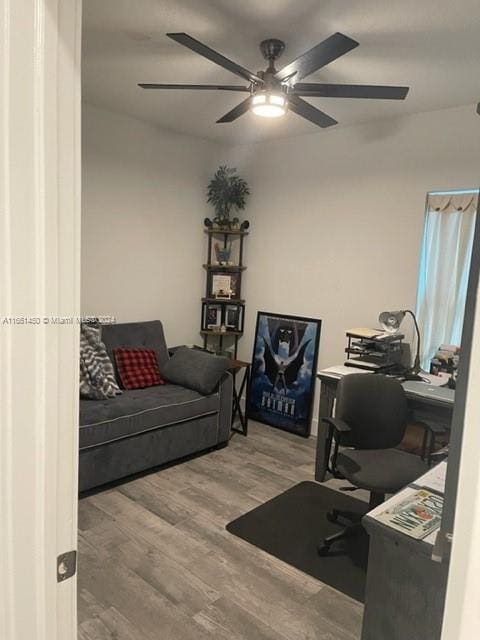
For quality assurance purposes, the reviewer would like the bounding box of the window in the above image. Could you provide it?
[416,190,478,370]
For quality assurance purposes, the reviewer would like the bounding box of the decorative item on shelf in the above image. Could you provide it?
[204,303,222,330]
[209,272,239,300]
[206,166,250,229]
[214,241,232,265]
[378,309,423,380]
[225,304,242,331]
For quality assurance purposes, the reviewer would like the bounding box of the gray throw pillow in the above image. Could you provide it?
[161,348,230,395]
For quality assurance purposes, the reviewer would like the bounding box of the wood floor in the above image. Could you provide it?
[77,422,364,640]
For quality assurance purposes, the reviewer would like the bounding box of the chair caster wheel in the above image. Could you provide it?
[317,544,330,557]
[327,511,338,523]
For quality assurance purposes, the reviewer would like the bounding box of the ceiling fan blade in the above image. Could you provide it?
[293,83,409,100]
[288,95,337,128]
[138,83,250,92]
[216,97,252,123]
[276,32,359,82]
[167,33,263,85]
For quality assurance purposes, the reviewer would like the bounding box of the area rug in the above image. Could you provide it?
[226,481,369,602]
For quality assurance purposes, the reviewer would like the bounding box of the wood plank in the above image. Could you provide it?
[194,596,291,640]
[117,477,195,525]
[178,513,322,600]
[306,587,364,639]
[78,536,212,640]
[189,551,353,640]
[110,538,221,616]
[78,420,363,640]
[88,490,210,568]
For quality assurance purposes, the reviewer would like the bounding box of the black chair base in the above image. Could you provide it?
[317,492,385,557]
[317,509,363,556]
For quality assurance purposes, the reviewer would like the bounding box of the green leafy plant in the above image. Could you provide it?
[207,166,250,228]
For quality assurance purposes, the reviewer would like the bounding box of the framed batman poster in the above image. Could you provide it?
[247,311,321,437]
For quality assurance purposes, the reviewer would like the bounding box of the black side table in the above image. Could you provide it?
[229,359,250,436]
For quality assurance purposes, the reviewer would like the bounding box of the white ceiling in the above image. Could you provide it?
[83,0,480,144]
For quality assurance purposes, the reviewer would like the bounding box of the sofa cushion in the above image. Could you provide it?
[79,323,122,400]
[161,347,230,395]
[114,347,165,390]
[101,320,170,377]
[79,383,220,450]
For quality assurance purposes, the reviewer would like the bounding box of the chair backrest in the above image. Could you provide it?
[335,374,408,449]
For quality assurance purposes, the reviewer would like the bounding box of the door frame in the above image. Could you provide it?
[0,1,81,639]
[441,200,480,637]
[1,2,480,639]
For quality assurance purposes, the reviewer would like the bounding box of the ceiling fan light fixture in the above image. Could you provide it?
[142,32,410,129]
[251,92,287,118]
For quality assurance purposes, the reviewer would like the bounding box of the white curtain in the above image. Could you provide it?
[416,192,477,370]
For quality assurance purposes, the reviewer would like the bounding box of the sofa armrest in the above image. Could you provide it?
[217,372,233,444]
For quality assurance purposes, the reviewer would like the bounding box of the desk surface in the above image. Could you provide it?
[317,366,455,406]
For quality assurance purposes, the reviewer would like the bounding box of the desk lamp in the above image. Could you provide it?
[378,309,423,381]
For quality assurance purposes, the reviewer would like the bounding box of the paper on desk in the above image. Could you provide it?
[346,327,382,339]
[318,365,374,378]
[368,463,447,523]
[424,528,440,546]
[419,372,451,387]
[416,461,447,494]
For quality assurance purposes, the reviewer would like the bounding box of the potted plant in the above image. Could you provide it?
[206,166,250,229]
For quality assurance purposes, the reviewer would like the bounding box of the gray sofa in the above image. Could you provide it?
[78,320,233,492]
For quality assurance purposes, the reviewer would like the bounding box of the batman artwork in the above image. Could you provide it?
[262,334,311,393]
[248,312,321,436]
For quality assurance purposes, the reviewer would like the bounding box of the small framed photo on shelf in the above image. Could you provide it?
[225,304,243,332]
[208,271,240,300]
[203,303,222,330]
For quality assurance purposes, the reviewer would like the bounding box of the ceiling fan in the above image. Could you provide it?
[139,32,409,129]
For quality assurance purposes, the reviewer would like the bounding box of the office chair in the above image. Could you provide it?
[317,374,430,556]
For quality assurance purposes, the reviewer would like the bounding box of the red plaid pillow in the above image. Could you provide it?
[113,348,165,390]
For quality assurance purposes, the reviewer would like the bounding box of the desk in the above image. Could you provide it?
[361,463,448,640]
[314,367,455,482]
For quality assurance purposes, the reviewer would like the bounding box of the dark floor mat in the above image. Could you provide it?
[226,481,369,602]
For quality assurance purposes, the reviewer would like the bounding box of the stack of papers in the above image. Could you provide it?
[346,327,383,339]
[318,365,373,378]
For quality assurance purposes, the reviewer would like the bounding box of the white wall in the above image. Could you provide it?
[227,105,480,374]
[82,103,480,433]
[81,104,226,346]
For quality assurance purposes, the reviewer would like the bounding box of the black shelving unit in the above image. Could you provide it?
[202,228,248,357]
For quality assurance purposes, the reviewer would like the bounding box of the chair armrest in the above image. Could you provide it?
[321,417,351,477]
[322,417,352,435]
